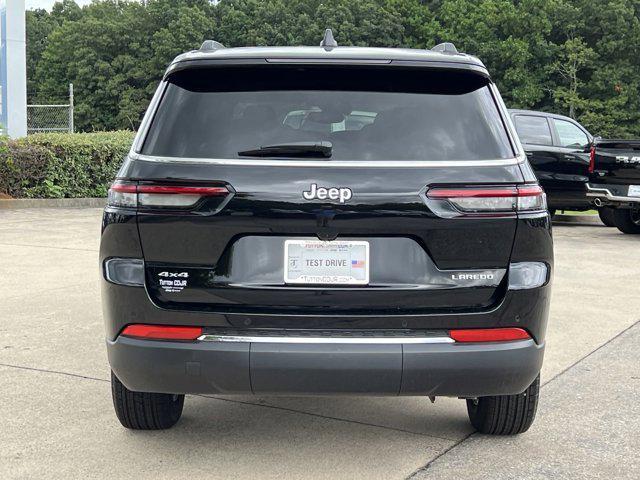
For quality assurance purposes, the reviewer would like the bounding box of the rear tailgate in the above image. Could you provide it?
[591,139,640,196]
[126,63,527,317]
[126,161,524,315]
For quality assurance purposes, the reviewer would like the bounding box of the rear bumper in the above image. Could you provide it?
[107,335,544,397]
[586,183,640,205]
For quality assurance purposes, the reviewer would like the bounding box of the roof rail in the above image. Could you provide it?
[431,42,459,54]
[200,40,225,52]
[320,28,338,49]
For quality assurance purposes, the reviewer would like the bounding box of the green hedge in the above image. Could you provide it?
[0,131,135,198]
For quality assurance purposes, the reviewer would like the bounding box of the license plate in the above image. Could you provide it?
[284,240,369,285]
[629,185,640,197]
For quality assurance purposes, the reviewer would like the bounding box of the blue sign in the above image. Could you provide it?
[0,1,7,134]
[0,0,27,137]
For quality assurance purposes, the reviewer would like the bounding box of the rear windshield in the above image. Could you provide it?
[141,66,514,161]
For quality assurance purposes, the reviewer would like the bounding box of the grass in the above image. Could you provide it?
[555,209,597,216]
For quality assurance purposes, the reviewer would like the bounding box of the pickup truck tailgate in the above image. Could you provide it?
[592,139,640,185]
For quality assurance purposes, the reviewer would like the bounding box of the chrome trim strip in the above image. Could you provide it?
[197,335,455,344]
[131,81,167,154]
[586,184,640,203]
[489,83,525,158]
[129,152,525,168]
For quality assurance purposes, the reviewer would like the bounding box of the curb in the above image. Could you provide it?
[0,198,106,209]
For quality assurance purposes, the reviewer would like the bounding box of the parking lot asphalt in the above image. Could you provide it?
[1,208,638,479]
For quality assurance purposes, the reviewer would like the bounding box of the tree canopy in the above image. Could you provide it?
[26,0,640,137]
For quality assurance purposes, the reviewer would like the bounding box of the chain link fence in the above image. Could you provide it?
[27,84,74,134]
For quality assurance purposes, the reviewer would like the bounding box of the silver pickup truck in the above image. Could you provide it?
[588,139,640,233]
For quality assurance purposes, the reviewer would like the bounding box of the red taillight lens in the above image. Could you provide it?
[121,324,203,341]
[109,183,137,193]
[107,182,230,208]
[136,185,229,195]
[589,145,596,173]
[426,185,546,216]
[427,187,518,199]
[449,328,530,343]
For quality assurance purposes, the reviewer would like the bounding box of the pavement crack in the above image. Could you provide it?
[541,318,640,388]
[404,319,640,479]
[0,242,98,252]
[6,319,638,469]
[2,283,99,302]
[197,394,456,442]
[0,362,459,443]
[0,362,109,382]
[406,431,474,479]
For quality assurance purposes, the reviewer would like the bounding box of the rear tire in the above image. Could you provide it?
[466,375,540,435]
[111,371,184,430]
[597,207,616,227]
[613,208,640,234]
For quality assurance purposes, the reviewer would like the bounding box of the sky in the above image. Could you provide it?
[26,0,98,10]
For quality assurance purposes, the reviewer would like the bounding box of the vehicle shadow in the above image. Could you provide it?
[552,220,605,227]
[196,394,470,437]
[117,395,472,478]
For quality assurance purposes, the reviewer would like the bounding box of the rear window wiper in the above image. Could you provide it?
[238,141,332,158]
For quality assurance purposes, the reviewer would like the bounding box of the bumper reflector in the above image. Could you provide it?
[104,258,145,286]
[508,262,548,290]
[121,324,203,341]
[449,328,530,343]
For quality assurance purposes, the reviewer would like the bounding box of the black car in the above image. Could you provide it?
[101,34,552,435]
[587,138,640,233]
[508,109,593,215]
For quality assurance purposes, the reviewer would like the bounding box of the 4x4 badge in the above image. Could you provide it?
[303,183,352,203]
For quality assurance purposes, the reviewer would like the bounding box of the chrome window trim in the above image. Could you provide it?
[131,81,168,154]
[489,82,524,158]
[128,152,526,168]
[197,334,455,344]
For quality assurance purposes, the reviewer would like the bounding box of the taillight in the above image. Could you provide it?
[516,185,547,211]
[425,185,546,217]
[137,185,229,207]
[120,324,203,341]
[589,145,596,173]
[449,328,530,343]
[108,182,137,208]
[107,181,230,209]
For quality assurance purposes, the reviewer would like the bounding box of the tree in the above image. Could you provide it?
[552,37,596,118]
[26,0,640,137]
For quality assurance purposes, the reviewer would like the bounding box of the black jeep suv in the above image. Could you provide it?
[100,34,552,435]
